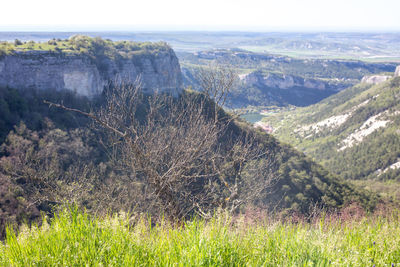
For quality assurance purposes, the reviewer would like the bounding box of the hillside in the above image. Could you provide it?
[0,86,377,238]
[179,49,396,107]
[261,71,400,187]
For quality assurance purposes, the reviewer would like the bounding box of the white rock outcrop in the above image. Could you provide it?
[395,65,400,77]
[361,75,391,85]
[339,111,390,151]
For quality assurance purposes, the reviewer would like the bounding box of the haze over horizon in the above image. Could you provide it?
[1,0,399,32]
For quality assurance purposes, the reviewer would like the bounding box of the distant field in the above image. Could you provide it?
[360,57,400,63]
[239,45,400,62]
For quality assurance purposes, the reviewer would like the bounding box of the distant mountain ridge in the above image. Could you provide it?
[1,32,400,59]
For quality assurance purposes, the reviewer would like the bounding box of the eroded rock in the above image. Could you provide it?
[0,48,183,97]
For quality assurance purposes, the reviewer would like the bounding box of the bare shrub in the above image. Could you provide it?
[0,123,102,210]
[196,63,238,108]
[45,76,275,220]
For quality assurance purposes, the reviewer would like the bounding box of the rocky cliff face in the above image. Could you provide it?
[361,66,400,84]
[361,75,392,85]
[239,71,341,91]
[0,49,183,97]
[395,65,400,77]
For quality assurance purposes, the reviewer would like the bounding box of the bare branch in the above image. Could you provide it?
[43,100,126,138]
[42,72,275,220]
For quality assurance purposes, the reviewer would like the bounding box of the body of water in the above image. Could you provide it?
[240,113,265,123]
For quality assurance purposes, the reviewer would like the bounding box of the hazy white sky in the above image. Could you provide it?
[1,0,399,31]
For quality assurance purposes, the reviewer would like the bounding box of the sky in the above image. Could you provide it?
[1,0,399,31]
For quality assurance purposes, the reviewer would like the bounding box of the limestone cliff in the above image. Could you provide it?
[395,65,400,77]
[239,71,342,91]
[0,47,182,97]
[361,75,392,85]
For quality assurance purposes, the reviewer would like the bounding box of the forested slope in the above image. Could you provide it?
[263,75,400,183]
[0,86,377,238]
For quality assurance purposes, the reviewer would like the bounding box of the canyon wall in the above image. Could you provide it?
[0,48,183,97]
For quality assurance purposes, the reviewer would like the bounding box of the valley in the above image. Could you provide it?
[260,68,400,200]
[2,0,400,261]
[178,47,396,107]
[0,31,400,265]
[1,33,398,213]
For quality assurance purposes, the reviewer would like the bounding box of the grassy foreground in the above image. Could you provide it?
[1,208,400,266]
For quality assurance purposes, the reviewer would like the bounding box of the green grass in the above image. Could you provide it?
[1,208,400,266]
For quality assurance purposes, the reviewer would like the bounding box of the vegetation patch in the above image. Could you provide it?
[0,36,172,75]
[0,85,378,238]
[263,76,400,185]
[1,207,400,266]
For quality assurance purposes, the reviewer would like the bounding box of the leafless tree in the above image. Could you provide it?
[197,63,238,108]
[44,73,275,220]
